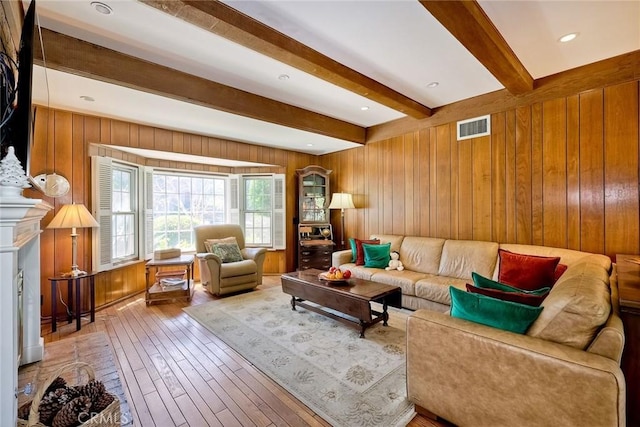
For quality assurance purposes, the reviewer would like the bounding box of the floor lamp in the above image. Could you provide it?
[47,203,100,277]
[329,193,355,249]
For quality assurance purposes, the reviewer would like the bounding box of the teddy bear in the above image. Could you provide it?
[386,251,404,271]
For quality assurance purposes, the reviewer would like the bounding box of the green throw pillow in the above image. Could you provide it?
[449,287,543,334]
[472,272,550,295]
[212,242,244,263]
[349,237,356,262]
[363,242,391,269]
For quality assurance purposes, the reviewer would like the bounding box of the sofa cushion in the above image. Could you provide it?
[495,244,612,279]
[466,284,549,307]
[399,236,446,275]
[450,287,543,334]
[353,238,379,265]
[438,240,499,280]
[370,234,404,253]
[363,242,391,268]
[340,263,377,280]
[526,262,611,349]
[498,249,560,290]
[415,275,467,305]
[469,272,550,306]
[371,270,428,296]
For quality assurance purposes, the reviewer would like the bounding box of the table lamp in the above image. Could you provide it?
[47,203,100,277]
[328,192,355,249]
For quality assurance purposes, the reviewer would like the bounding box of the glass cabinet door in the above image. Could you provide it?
[297,166,332,224]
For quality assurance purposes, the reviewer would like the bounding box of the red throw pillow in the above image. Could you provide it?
[355,239,379,266]
[554,264,568,283]
[466,284,548,307]
[498,249,560,291]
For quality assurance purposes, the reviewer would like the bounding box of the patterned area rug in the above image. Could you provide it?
[184,287,415,427]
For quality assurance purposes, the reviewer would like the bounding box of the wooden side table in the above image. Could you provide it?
[145,255,195,305]
[616,254,640,426]
[48,272,97,332]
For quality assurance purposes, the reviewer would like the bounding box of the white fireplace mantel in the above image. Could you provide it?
[0,192,51,426]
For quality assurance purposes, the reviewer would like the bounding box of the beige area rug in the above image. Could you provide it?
[184,287,415,427]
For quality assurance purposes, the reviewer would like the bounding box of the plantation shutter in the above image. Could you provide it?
[91,156,113,272]
[273,174,286,249]
[228,174,240,225]
[142,166,154,259]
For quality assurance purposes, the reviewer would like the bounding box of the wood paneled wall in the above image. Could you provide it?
[322,80,640,260]
[29,79,640,318]
[28,108,316,318]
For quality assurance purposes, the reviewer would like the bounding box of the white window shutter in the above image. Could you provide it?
[91,156,113,272]
[142,166,154,260]
[228,174,240,225]
[273,174,286,249]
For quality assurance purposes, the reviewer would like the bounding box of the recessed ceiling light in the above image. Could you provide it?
[80,95,95,102]
[91,2,113,15]
[278,74,290,81]
[306,143,313,147]
[360,106,369,111]
[426,82,439,88]
[559,32,578,43]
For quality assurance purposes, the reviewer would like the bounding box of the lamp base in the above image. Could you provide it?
[62,267,87,278]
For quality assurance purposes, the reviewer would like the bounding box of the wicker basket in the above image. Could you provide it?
[17,362,120,427]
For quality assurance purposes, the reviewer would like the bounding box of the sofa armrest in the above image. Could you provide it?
[332,250,352,267]
[407,309,625,427]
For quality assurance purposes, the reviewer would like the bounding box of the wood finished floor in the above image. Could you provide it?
[41,275,446,427]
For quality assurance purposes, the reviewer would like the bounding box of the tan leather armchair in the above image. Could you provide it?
[195,224,267,296]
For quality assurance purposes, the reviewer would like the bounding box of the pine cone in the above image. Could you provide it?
[52,395,92,427]
[91,392,115,414]
[45,377,68,395]
[74,380,106,401]
[17,401,31,420]
[38,387,79,425]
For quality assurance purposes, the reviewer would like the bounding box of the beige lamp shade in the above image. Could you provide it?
[47,203,99,277]
[47,203,100,230]
[328,193,355,210]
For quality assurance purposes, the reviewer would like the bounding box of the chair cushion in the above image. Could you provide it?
[210,241,244,263]
[204,236,238,253]
[220,259,257,278]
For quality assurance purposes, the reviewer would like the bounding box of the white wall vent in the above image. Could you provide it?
[457,115,490,141]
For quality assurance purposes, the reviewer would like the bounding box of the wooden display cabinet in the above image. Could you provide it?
[296,166,334,270]
[297,165,332,224]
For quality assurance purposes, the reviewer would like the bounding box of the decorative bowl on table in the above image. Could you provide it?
[318,268,352,284]
[318,272,349,284]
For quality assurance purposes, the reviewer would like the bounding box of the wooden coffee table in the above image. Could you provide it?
[281,269,402,338]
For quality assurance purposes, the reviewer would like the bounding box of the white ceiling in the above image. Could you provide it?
[27,0,640,163]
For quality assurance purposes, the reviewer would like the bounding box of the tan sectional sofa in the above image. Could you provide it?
[332,235,626,426]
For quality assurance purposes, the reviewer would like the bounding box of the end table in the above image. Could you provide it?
[48,272,97,332]
[145,254,195,305]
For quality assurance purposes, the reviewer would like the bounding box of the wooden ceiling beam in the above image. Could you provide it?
[141,0,432,119]
[35,29,366,144]
[419,0,533,95]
